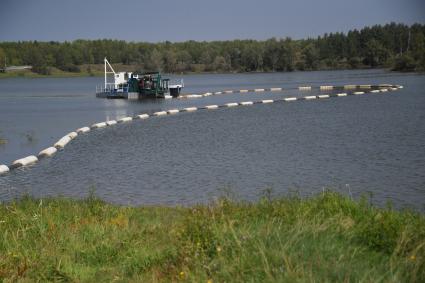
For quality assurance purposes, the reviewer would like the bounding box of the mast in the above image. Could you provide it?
[104,57,116,90]
[104,57,107,89]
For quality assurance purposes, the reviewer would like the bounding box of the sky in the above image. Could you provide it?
[0,0,424,42]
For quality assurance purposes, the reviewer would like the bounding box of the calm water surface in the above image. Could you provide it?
[0,70,424,210]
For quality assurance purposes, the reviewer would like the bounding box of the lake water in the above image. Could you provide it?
[0,70,424,210]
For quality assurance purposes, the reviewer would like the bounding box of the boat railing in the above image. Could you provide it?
[96,83,129,93]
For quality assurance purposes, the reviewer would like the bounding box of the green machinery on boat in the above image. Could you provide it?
[127,72,169,98]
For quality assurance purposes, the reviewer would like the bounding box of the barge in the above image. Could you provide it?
[96,58,183,99]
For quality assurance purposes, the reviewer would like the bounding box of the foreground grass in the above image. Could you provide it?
[0,192,424,282]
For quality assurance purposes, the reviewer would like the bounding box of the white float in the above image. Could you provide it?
[380,89,388,92]
[304,96,317,100]
[168,109,179,114]
[54,135,72,148]
[353,91,364,95]
[118,117,133,123]
[254,88,265,92]
[240,101,253,105]
[91,122,107,129]
[202,92,212,96]
[298,86,312,90]
[12,155,38,167]
[214,92,222,95]
[76,127,90,133]
[224,90,233,94]
[318,95,330,99]
[106,120,117,126]
[284,97,297,101]
[38,147,57,157]
[320,86,333,90]
[137,114,149,119]
[184,107,197,112]
[67,132,78,139]
[270,88,282,91]
[337,93,347,97]
[205,105,219,109]
[397,85,404,89]
[262,99,273,103]
[226,102,238,107]
[0,165,9,174]
[370,90,380,93]
[153,111,167,116]
[239,89,249,93]
[344,85,357,89]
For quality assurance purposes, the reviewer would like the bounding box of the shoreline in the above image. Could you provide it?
[0,66,411,80]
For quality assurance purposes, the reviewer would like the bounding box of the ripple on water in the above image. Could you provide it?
[1,87,425,211]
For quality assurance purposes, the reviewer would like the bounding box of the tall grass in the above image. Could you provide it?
[0,192,423,282]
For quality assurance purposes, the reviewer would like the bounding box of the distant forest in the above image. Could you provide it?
[0,23,424,75]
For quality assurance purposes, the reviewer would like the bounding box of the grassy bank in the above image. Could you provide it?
[0,66,388,80]
[0,64,142,79]
[0,192,424,282]
[0,69,102,79]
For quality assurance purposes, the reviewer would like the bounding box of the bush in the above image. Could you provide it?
[32,65,52,75]
[59,64,81,73]
[392,54,417,72]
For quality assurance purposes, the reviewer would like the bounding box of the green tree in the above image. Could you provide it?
[1,23,424,74]
[241,42,263,71]
[392,53,416,71]
[163,50,177,73]
[263,38,280,71]
[145,49,163,72]
[277,38,296,71]
[363,39,390,67]
[211,55,229,72]
[302,43,319,70]
[0,47,5,69]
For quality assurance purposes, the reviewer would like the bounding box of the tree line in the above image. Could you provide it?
[0,22,424,75]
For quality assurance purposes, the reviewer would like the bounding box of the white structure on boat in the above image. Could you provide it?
[100,58,138,93]
[168,78,184,97]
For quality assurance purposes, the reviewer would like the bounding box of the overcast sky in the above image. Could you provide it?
[0,0,424,42]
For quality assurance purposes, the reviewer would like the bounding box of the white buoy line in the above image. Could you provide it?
[178,84,397,100]
[0,84,403,175]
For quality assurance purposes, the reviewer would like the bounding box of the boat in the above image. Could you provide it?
[96,58,183,99]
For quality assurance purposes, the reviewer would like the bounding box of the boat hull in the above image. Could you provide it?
[96,91,167,99]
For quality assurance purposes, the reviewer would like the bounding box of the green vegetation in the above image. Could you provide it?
[0,23,424,77]
[0,192,423,282]
[0,69,96,79]
[0,131,7,145]
[0,63,137,79]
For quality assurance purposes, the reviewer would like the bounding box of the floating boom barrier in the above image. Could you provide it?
[177,84,391,99]
[0,84,403,175]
